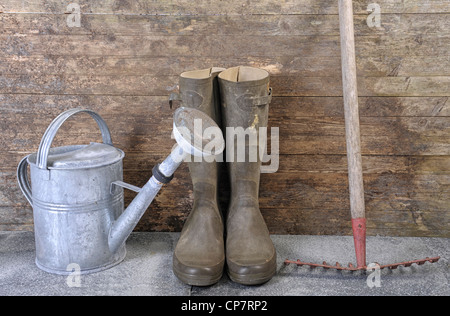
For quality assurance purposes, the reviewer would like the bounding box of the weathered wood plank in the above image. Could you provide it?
[1,34,448,58]
[4,141,449,236]
[5,163,450,202]
[2,94,448,117]
[1,112,449,156]
[1,74,448,97]
[271,96,450,117]
[3,205,447,237]
[272,76,450,97]
[272,75,450,99]
[4,147,450,173]
[1,55,449,77]
[5,143,450,174]
[276,154,450,175]
[3,165,448,236]
[2,0,450,14]
[1,13,448,37]
[1,96,449,158]
[274,133,449,156]
[263,208,449,236]
[8,166,448,211]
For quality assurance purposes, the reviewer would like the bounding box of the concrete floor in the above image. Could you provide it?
[0,231,448,296]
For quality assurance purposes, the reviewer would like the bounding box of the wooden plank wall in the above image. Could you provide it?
[0,0,449,237]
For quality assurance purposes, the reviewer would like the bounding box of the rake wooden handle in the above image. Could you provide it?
[338,0,366,267]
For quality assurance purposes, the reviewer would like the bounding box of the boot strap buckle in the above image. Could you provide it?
[237,87,273,108]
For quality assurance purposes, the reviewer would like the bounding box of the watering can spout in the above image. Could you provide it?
[108,107,225,254]
[108,146,185,254]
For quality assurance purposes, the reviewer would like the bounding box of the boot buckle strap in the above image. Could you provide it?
[169,92,181,109]
[237,87,272,108]
[169,91,205,109]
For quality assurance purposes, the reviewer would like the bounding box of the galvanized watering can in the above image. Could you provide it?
[17,107,224,275]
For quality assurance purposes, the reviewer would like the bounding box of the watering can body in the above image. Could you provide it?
[18,109,138,274]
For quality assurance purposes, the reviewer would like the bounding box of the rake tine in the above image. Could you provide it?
[378,257,441,270]
[284,256,440,272]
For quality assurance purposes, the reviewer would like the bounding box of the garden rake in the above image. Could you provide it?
[285,0,440,272]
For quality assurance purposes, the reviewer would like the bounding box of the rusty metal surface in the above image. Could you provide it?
[284,257,441,271]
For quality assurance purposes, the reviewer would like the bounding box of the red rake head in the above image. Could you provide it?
[284,257,440,271]
[352,218,367,268]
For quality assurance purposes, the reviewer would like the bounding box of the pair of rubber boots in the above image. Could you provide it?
[172,66,276,286]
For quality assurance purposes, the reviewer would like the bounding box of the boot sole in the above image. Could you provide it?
[227,265,276,286]
[173,265,223,287]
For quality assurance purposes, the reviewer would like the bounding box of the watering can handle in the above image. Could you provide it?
[36,108,113,170]
[17,156,33,206]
